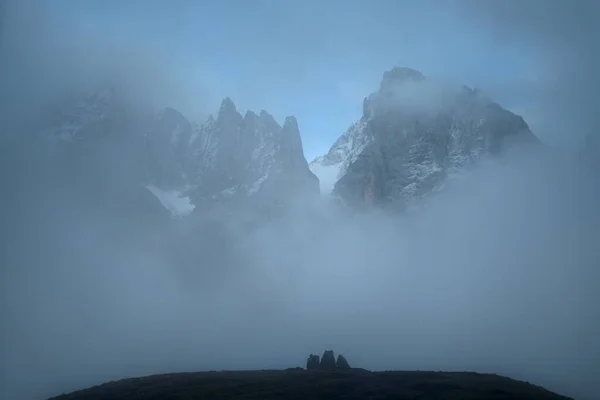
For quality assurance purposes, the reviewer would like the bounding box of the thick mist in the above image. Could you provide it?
[0,0,210,140]
[2,2,599,400]
[459,0,600,145]
[3,145,599,400]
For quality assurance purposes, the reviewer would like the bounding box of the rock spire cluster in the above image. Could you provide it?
[306,350,351,370]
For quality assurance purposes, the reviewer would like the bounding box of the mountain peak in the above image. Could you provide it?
[244,110,258,121]
[283,116,298,131]
[379,67,425,91]
[280,115,307,165]
[311,66,539,206]
[259,110,278,127]
[195,98,318,203]
[219,97,237,116]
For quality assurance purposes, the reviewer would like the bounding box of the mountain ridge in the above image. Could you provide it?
[19,90,318,218]
[14,66,541,217]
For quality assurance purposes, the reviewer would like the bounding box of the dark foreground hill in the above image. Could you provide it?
[48,369,573,400]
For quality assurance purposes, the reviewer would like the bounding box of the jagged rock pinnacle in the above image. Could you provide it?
[306,354,320,370]
[283,116,298,130]
[218,97,237,116]
[319,350,336,370]
[244,110,258,121]
[336,354,351,369]
[305,351,352,370]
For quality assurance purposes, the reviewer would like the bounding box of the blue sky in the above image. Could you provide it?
[4,0,598,159]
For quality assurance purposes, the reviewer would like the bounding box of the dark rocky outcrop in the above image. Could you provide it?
[336,354,351,369]
[306,354,320,370]
[320,350,336,369]
[306,350,351,371]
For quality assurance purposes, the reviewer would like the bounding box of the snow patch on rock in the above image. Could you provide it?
[146,185,195,216]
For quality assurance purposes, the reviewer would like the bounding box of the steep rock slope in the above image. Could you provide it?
[188,98,319,210]
[310,67,539,209]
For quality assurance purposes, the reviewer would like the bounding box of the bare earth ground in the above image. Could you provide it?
[47,369,574,400]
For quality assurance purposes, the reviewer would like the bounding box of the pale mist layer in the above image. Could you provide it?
[1,2,598,400]
[2,143,598,400]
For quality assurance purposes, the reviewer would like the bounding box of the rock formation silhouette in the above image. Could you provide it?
[336,354,351,369]
[306,350,351,370]
[320,350,336,369]
[306,354,320,370]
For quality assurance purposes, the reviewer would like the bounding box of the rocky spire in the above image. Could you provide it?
[306,354,320,370]
[319,350,337,370]
[218,97,237,117]
[281,116,305,156]
[305,351,352,371]
[191,99,319,204]
[336,354,351,369]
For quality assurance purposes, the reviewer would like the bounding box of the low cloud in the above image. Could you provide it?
[3,146,599,400]
[1,2,598,400]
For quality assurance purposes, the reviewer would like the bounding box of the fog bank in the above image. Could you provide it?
[1,1,599,400]
[2,146,599,400]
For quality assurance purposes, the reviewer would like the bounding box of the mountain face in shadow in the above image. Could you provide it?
[310,67,539,210]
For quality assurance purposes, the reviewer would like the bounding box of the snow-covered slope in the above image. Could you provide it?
[309,119,371,194]
[145,184,195,217]
[310,67,539,209]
